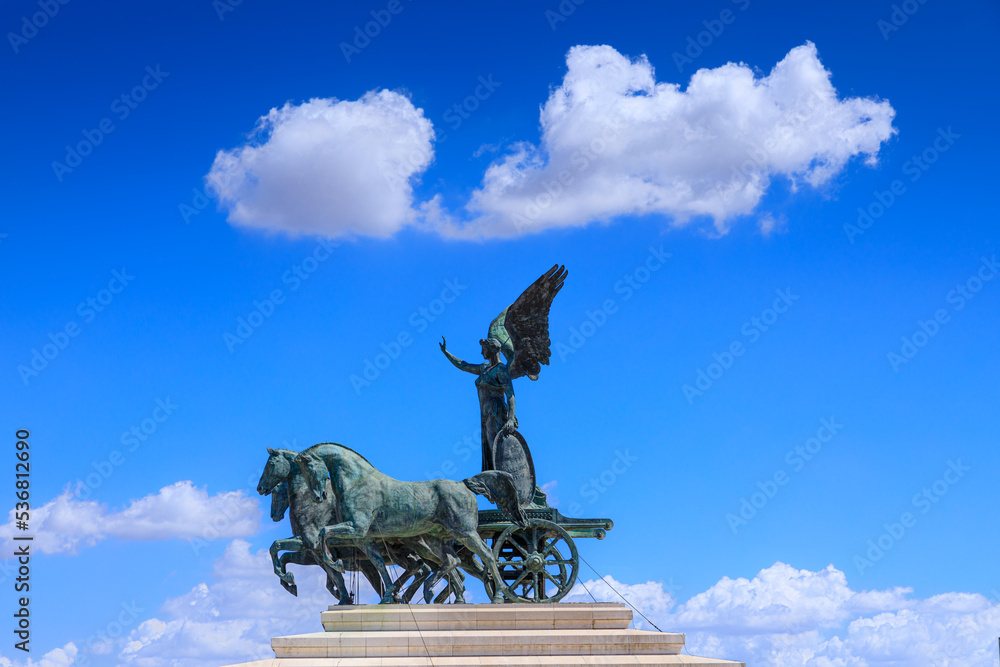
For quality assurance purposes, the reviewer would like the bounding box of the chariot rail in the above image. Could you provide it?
[478,507,614,539]
[476,507,614,603]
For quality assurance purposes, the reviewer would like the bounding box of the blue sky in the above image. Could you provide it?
[2,0,998,665]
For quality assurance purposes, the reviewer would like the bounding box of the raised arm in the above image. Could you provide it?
[439,337,483,375]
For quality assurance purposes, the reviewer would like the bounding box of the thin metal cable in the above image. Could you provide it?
[350,549,359,604]
[378,534,434,667]
[580,554,664,633]
[575,574,599,603]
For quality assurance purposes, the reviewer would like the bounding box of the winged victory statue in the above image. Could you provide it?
[439,264,567,509]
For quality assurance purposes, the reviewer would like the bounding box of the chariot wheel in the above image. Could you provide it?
[487,519,579,603]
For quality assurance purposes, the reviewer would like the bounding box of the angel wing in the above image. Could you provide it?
[487,264,567,381]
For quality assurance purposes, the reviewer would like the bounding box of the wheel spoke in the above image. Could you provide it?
[541,570,563,586]
[506,538,529,557]
[510,568,530,589]
[533,572,541,600]
[542,542,566,557]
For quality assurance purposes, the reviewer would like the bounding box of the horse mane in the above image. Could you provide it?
[302,442,377,470]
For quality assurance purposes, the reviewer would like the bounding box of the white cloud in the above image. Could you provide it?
[564,562,1000,666]
[758,212,785,236]
[206,90,434,238]
[0,482,260,554]
[570,576,678,619]
[206,43,894,241]
[119,540,385,667]
[461,42,895,238]
[114,547,998,667]
[0,643,78,667]
[539,480,560,507]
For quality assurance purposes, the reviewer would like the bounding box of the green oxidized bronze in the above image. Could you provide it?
[439,264,568,507]
[258,264,614,604]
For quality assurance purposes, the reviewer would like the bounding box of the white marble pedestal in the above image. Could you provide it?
[222,603,744,666]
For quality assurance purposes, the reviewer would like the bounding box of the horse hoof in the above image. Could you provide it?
[282,582,298,597]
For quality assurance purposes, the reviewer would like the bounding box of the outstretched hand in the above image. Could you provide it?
[439,336,447,354]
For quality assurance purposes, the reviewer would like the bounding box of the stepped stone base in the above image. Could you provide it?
[222,603,744,666]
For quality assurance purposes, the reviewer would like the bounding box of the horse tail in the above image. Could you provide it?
[463,471,527,527]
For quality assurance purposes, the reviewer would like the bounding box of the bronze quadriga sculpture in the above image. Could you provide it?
[258,265,613,604]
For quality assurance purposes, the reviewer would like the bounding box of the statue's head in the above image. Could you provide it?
[269,481,290,521]
[296,452,328,503]
[479,337,502,360]
[257,447,292,496]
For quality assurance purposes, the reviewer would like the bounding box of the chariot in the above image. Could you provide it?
[478,507,613,603]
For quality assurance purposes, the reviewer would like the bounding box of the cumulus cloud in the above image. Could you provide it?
[119,540,383,667]
[206,90,434,238]
[0,642,78,667]
[461,42,895,238]
[564,562,1000,666]
[206,43,895,240]
[0,482,259,554]
[116,551,1000,667]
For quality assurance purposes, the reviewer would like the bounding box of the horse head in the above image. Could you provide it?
[269,480,290,521]
[296,451,329,503]
[257,447,296,495]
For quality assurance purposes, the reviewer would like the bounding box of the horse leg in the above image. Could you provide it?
[318,555,341,599]
[358,557,386,601]
[278,551,315,596]
[319,526,366,570]
[403,566,432,603]
[457,546,485,582]
[318,520,369,541]
[393,539,440,603]
[318,514,398,603]
[454,531,506,604]
[316,546,352,605]
[356,540,397,604]
[277,550,315,597]
[441,544,467,604]
[390,563,413,604]
[434,542,465,604]
[270,536,301,577]
[376,544,407,603]
[389,546,428,603]
[435,566,466,604]
[397,545,433,603]
[410,538,460,604]
[318,517,372,572]
[274,543,348,602]
[277,545,348,603]
[269,537,303,593]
